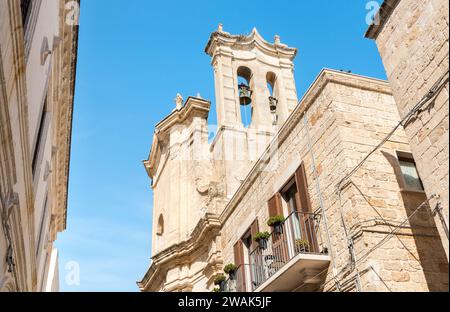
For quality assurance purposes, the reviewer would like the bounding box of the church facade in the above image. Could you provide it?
[139,0,448,292]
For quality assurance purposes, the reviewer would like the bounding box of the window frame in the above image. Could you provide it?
[396,151,425,193]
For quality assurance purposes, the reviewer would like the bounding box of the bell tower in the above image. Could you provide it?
[205,25,298,129]
[205,26,299,198]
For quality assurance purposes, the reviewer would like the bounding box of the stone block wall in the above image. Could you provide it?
[218,70,448,292]
[367,0,449,258]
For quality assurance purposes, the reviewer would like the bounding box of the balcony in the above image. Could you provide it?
[224,211,331,292]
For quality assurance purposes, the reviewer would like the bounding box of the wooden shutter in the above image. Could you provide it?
[268,193,283,217]
[233,240,246,292]
[295,163,312,213]
[295,162,318,252]
[267,193,288,263]
[250,219,260,250]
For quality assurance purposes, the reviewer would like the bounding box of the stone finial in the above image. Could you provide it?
[274,35,281,45]
[218,23,223,32]
[196,92,202,99]
[174,93,184,111]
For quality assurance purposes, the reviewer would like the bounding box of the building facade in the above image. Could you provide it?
[138,23,448,292]
[366,0,449,259]
[0,0,79,292]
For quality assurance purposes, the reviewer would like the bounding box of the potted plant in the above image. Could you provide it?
[267,215,285,235]
[224,263,238,280]
[214,274,227,291]
[254,231,271,250]
[295,239,310,253]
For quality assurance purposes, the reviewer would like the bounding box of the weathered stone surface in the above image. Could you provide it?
[0,0,79,292]
[367,0,449,258]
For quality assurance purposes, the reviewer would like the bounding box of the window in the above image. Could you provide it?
[20,0,32,28]
[156,214,164,236]
[397,152,424,192]
[36,194,49,258]
[269,162,319,254]
[266,72,278,125]
[32,96,49,178]
[233,219,259,291]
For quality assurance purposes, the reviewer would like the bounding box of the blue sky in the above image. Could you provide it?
[55,0,385,292]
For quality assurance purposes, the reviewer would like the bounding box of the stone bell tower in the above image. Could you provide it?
[205,25,299,198]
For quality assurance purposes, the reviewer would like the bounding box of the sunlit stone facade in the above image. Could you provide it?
[139,20,448,292]
[0,0,79,292]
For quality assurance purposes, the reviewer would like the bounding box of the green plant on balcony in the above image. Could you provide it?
[214,274,227,292]
[267,215,285,234]
[224,263,237,278]
[214,274,226,286]
[224,263,237,274]
[254,231,271,250]
[295,239,310,253]
[212,287,222,293]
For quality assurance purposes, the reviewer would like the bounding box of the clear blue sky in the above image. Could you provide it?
[55,0,386,292]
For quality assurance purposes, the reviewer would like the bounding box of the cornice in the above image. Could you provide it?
[54,0,80,233]
[205,27,297,61]
[365,0,401,40]
[144,97,210,179]
[137,213,221,291]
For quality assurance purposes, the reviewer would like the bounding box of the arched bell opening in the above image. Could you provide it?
[237,66,254,128]
[266,72,279,125]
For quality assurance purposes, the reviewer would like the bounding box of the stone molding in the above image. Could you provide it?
[205,27,297,61]
[365,0,401,39]
[138,213,221,291]
[53,0,80,233]
[144,97,210,179]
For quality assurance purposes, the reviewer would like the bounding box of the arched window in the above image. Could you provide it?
[266,72,279,125]
[157,214,164,236]
[266,72,276,97]
[237,66,253,128]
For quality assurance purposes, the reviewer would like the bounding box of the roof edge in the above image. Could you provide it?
[365,0,401,39]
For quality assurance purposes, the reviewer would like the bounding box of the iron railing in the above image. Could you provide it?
[223,211,328,292]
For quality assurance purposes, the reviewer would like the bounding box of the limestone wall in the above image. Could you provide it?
[369,0,449,258]
[219,70,448,292]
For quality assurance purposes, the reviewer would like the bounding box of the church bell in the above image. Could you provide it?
[239,83,252,106]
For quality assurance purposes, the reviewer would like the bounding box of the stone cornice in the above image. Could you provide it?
[205,27,297,61]
[365,0,401,39]
[144,97,210,178]
[137,213,221,291]
[219,69,392,224]
[54,0,80,233]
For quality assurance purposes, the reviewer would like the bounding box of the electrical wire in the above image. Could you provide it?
[305,71,450,293]
[337,70,449,191]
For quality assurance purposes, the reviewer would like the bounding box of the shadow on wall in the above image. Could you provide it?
[382,151,449,291]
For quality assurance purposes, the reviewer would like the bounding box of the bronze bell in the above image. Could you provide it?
[239,83,252,106]
[269,96,278,112]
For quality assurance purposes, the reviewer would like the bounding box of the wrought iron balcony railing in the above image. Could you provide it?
[223,211,328,292]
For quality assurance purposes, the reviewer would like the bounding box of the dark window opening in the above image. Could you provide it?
[397,152,424,192]
[32,96,47,177]
[20,0,32,28]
